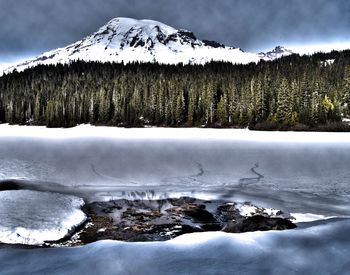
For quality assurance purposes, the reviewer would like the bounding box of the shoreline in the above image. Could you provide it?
[1,124,350,143]
[0,186,298,247]
[0,187,344,248]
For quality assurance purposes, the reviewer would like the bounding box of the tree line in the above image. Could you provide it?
[0,50,350,130]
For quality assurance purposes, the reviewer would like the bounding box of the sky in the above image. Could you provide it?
[0,0,350,64]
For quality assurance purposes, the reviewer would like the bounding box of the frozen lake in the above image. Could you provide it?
[0,125,349,215]
[0,125,350,274]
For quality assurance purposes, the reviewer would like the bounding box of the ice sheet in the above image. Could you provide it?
[1,125,350,216]
[0,190,86,245]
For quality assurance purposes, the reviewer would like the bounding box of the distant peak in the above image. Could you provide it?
[258,45,293,60]
[271,45,292,53]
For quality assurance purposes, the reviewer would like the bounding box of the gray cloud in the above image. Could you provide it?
[0,0,349,62]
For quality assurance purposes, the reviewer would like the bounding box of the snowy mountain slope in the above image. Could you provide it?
[2,18,292,75]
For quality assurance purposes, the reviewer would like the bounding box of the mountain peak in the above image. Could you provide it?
[258,46,294,60]
[89,17,204,52]
[2,17,290,75]
[107,17,176,30]
[271,45,293,54]
[98,17,178,38]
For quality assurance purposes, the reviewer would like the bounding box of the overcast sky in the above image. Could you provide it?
[0,0,350,63]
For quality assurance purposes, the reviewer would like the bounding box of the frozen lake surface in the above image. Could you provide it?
[0,190,86,245]
[0,125,349,214]
[0,125,350,274]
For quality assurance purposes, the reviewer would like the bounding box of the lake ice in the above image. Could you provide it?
[0,125,349,274]
[0,190,86,245]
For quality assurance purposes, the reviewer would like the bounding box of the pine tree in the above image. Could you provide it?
[276,78,293,125]
[342,64,350,117]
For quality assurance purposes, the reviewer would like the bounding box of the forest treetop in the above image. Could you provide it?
[1,50,350,131]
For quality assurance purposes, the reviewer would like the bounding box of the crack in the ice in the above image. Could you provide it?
[90,164,138,185]
[190,162,205,178]
[159,161,207,186]
[239,162,264,187]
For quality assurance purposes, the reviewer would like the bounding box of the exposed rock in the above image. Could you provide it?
[0,187,295,247]
[216,202,241,223]
[177,30,197,41]
[223,215,297,233]
[57,197,296,246]
[75,198,216,243]
[203,40,225,48]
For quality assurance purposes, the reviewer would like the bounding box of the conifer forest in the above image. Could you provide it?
[1,50,350,130]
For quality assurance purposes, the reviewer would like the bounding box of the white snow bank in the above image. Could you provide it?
[0,190,86,245]
[238,202,281,217]
[1,219,350,274]
[290,212,339,223]
[0,124,350,143]
[343,118,350,125]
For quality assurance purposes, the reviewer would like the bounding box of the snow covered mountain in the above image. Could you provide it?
[2,18,292,74]
[258,46,293,60]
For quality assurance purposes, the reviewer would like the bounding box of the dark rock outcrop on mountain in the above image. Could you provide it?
[203,40,225,48]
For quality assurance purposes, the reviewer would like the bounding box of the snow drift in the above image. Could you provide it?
[0,190,86,245]
[0,219,349,274]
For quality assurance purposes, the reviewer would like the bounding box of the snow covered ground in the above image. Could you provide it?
[238,202,282,217]
[290,212,339,223]
[0,190,86,245]
[0,124,350,143]
[0,219,349,274]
